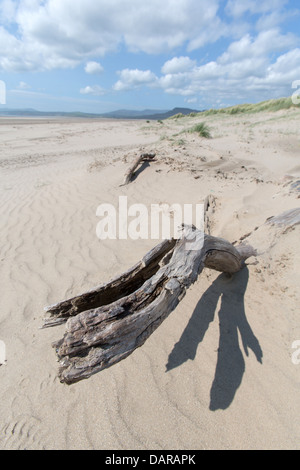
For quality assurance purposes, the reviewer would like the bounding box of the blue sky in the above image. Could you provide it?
[0,0,300,113]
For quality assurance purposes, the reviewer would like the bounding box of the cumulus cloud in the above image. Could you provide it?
[113,69,158,91]
[266,48,300,85]
[185,97,198,104]
[17,81,31,89]
[113,33,300,107]
[84,61,104,74]
[225,0,288,18]
[0,0,299,108]
[0,0,295,77]
[219,29,297,63]
[186,45,300,104]
[0,0,225,71]
[121,0,225,54]
[0,0,17,24]
[161,57,196,74]
[80,85,106,95]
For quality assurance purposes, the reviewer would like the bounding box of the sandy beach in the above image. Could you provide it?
[0,109,299,450]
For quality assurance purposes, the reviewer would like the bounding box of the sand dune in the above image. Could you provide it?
[0,110,299,449]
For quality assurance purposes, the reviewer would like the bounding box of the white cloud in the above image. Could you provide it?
[17,81,31,89]
[0,0,295,75]
[185,97,198,104]
[266,48,300,85]
[80,85,106,95]
[84,61,104,74]
[118,0,223,54]
[0,22,79,72]
[0,0,17,24]
[225,0,288,18]
[114,69,158,91]
[161,57,196,74]
[158,72,192,95]
[0,0,225,71]
[219,29,297,65]
[111,24,300,105]
[0,0,299,109]
[136,29,300,105]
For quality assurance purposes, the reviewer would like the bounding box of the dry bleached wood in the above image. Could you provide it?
[43,225,256,384]
[121,153,156,186]
[43,205,300,385]
[43,237,176,328]
[266,208,300,227]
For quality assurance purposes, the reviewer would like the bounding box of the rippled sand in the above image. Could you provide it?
[0,111,299,449]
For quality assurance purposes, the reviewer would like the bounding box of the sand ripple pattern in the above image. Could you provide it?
[0,116,299,449]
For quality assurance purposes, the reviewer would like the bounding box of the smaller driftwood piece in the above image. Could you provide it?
[121,153,156,186]
[43,223,256,385]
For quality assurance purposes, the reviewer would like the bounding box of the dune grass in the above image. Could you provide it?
[167,97,298,121]
[188,122,211,138]
[169,113,185,119]
[201,97,298,116]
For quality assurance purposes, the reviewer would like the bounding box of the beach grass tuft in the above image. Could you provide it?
[188,122,211,138]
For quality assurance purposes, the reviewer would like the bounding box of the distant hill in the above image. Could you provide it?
[0,108,102,118]
[135,107,200,120]
[101,107,200,119]
[0,107,200,120]
[99,109,169,119]
[1,98,297,120]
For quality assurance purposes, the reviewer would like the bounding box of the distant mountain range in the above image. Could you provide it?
[0,107,200,120]
[101,107,200,119]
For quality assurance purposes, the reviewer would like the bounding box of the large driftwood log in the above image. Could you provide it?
[43,226,256,384]
[43,206,300,385]
[121,153,156,186]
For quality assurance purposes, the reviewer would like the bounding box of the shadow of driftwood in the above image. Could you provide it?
[131,162,150,182]
[166,267,263,410]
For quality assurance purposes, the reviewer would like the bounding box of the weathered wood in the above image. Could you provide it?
[43,237,176,328]
[121,153,156,186]
[47,226,256,384]
[266,208,300,227]
[42,204,300,384]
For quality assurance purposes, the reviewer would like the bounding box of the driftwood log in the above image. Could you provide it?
[265,208,300,227]
[43,225,256,384]
[42,200,300,385]
[121,153,156,186]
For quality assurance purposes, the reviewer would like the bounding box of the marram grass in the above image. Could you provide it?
[188,122,211,138]
[167,97,298,121]
[202,97,298,116]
